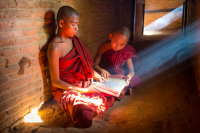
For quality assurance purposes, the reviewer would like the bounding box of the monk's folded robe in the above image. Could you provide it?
[99,43,140,88]
[51,36,115,127]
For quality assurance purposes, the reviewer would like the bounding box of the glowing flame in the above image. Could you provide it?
[62,91,106,114]
[24,102,44,123]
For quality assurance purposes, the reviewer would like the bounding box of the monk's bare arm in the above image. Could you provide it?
[93,42,111,72]
[93,43,111,79]
[93,46,104,73]
[47,44,76,91]
[126,58,135,78]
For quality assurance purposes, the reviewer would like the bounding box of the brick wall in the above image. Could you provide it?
[144,0,184,31]
[0,0,132,131]
[187,0,200,98]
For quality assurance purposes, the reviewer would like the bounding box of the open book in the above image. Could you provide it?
[92,78,127,97]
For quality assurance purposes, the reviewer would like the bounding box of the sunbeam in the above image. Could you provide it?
[137,20,200,82]
[144,5,183,35]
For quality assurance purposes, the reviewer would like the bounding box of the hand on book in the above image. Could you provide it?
[123,75,131,86]
[76,83,102,94]
[100,69,111,79]
[93,71,106,83]
[118,87,126,99]
[87,83,102,93]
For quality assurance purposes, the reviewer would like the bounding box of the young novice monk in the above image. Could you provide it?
[47,6,115,127]
[93,25,140,94]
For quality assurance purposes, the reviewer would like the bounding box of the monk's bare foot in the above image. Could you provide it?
[125,86,132,95]
[114,97,121,101]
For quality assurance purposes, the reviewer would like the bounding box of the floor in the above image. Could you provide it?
[10,33,200,133]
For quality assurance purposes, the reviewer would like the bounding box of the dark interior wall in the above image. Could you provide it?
[0,0,132,131]
[76,0,133,57]
[187,0,200,98]
[134,0,145,39]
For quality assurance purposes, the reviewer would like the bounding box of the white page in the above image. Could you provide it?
[92,78,127,96]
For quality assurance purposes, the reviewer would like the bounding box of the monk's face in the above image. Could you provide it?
[109,32,129,51]
[59,14,79,37]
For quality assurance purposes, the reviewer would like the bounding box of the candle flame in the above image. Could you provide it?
[24,102,44,123]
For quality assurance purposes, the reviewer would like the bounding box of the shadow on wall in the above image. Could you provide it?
[39,10,57,102]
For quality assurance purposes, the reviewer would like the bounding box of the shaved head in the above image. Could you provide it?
[112,25,131,40]
[57,6,79,24]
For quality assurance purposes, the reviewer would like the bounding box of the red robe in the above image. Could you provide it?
[50,36,114,127]
[99,43,140,88]
[51,35,94,102]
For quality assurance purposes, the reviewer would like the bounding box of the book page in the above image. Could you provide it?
[93,78,127,97]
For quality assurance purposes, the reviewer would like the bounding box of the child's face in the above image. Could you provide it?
[109,32,129,51]
[60,14,79,37]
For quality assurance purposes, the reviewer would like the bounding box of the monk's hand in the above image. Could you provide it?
[124,75,131,86]
[76,83,102,94]
[87,87,102,94]
[93,71,106,83]
[86,83,102,93]
[100,69,111,79]
[118,87,126,99]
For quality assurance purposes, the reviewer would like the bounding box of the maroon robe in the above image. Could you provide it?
[99,43,140,88]
[51,36,114,127]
